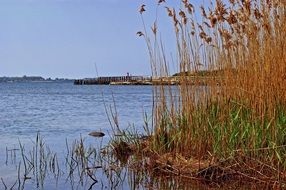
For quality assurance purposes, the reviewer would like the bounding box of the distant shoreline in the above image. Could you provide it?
[0,76,74,83]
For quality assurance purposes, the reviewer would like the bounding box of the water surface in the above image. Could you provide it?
[0,82,153,189]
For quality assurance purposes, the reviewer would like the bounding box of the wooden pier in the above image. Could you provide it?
[74,72,224,86]
[74,75,152,85]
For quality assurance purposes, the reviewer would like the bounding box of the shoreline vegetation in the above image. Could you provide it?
[109,0,286,188]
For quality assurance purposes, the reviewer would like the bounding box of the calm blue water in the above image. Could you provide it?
[0,82,153,189]
[0,82,153,141]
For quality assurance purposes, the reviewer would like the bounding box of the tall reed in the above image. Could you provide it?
[139,0,286,181]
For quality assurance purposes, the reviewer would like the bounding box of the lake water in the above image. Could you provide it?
[0,82,154,190]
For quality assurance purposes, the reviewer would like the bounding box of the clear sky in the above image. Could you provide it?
[0,0,201,79]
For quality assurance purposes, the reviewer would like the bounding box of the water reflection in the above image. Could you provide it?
[2,133,268,190]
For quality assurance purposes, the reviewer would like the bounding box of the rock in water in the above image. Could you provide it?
[89,131,105,137]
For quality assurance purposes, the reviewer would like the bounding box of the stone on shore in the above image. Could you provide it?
[89,131,105,137]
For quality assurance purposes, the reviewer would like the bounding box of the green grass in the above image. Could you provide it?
[152,100,286,163]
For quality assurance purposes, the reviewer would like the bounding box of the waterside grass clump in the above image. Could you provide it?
[2,134,111,190]
[113,0,286,187]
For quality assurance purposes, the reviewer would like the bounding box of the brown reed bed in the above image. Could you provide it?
[110,0,286,188]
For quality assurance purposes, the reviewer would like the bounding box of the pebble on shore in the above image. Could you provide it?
[89,131,105,137]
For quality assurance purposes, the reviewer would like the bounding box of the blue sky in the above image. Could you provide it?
[0,0,201,79]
